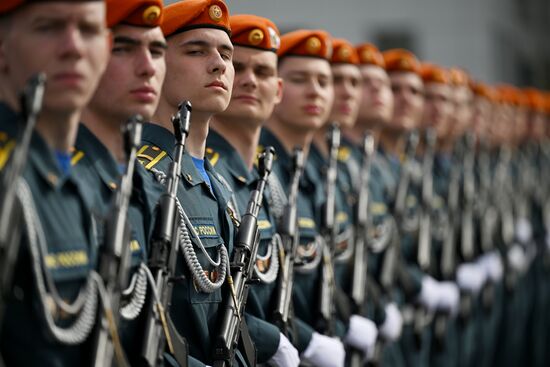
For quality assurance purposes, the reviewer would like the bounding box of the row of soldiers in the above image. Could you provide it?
[0,0,549,366]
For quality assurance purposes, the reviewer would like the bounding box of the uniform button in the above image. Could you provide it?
[186,173,193,182]
[109,182,117,190]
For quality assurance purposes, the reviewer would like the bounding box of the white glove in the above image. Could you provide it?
[516,218,533,244]
[507,244,528,273]
[344,315,378,360]
[379,302,403,342]
[478,251,503,282]
[456,262,486,294]
[418,275,440,311]
[268,332,300,367]
[301,332,345,367]
[437,281,460,316]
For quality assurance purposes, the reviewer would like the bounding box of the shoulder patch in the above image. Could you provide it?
[337,146,350,162]
[69,146,85,167]
[205,147,220,167]
[137,144,167,170]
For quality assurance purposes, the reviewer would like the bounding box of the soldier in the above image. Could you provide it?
[259,29,347,367]
[308,37,381,363]
[206,14,300,367]
[135,1,279,365]
[0,0,111,364]
[72,0,167,364]
[342,42,406,367]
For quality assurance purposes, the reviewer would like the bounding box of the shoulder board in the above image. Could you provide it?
[137,144,167,170]
[69,146,85,167]
[205,147,220,167]
[337,146,350,162]
[0,132,16,171]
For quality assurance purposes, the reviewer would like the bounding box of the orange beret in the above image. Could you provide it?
[0,0,24,14]
[161,0,230,38]
[420,63,450,84]
[382,49,421,74]
[523,88,546,112]
[449,67,470,86]
[496,85,528,107]
[330,38,359,64]
[355,43,385,68]
[278,29,332,60]
[471,81,495,101]
[229,14,280,52]
[107,0,163,28]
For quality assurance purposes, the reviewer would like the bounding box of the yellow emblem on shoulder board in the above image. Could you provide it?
[137,144,167,170]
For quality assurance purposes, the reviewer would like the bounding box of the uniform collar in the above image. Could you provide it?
[207,130,258,186]
[0,102,20,139]
[75,124,120,192]
[29,131,72,189]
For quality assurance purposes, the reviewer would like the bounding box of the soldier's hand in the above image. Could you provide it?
[268,333,300,367]
[343,315,378,360]
[301,332,345,367]
[379,302,403,342]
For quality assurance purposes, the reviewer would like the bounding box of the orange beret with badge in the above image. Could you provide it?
[471,81,496,101]
[230,14,280,52]
[330,38,359,64]
[449,67,470,86]
[277,29,332,60]
[382,49,421,74]
[420,63,450,84]
[161,0,230,38]
[355,43,385,68]
[107,0,163,28]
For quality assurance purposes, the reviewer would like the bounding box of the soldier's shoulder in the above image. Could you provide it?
[137,144,169,171]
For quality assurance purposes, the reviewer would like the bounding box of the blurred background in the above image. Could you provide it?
[166,0,550,88]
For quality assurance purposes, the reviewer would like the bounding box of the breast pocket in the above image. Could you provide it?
[185,216,225,304]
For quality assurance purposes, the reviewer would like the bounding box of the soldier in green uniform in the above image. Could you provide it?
[135,1,278,365]
[206,13,301,366]
[418,63,460,367]
[0,0,111,364]
[259,29,347,367]
[342,42,406,367]
[71,1,167,364]
[309,37,380,362]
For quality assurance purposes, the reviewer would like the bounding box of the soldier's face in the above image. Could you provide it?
[329,63,361,129]
[219,45,282,125]
[451,86,473,138]
[163,28,234,115]
[87,25,167,122]
[357,65,393,128]
[273,56,333,133]
[422,82,453,138]
[389,71,424,132]
[0,2,110,114]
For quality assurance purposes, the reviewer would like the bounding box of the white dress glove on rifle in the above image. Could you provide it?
[344,315,378,360]
[301,332,345,367]
[418,275,440,311]
[437,281,460,316]
[379,302,403,342]
[477,251,503,282]
[507,244,529,273]
[456,262,486,294]
[268,333,300,367]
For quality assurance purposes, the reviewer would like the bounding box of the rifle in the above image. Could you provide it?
[432,138,462,350]
[212,147,275,367]
[413,128,437,349]
[349,132,375,367]
[141,101,191,367]
[0,73,46,331]
[458,133,476,324]
[92,115,144,367]
[317,124,340,336]
[272,148,305,336]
